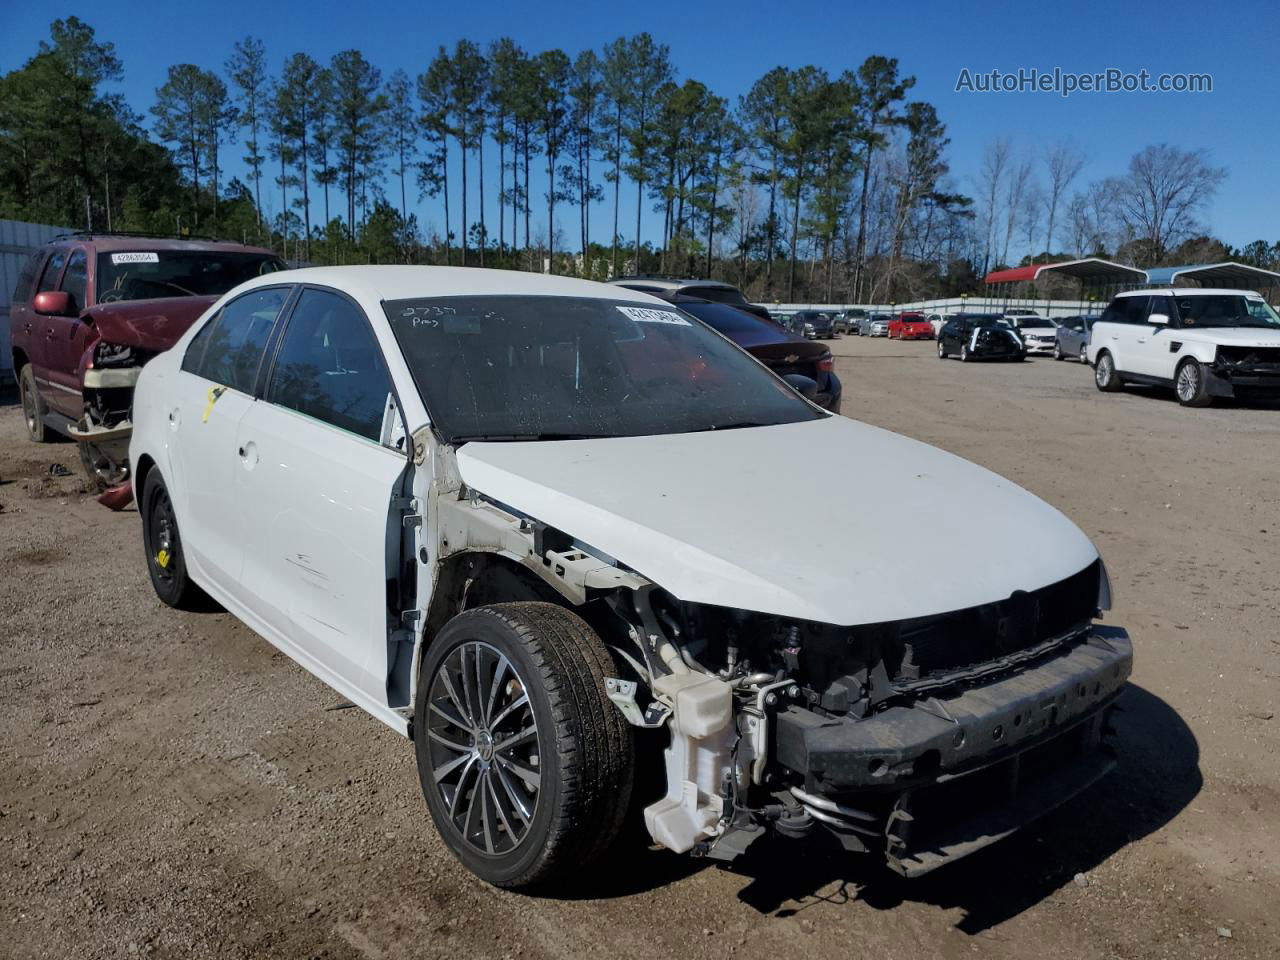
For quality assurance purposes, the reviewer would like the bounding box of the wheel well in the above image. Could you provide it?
[399,552,575,714]
[12,347,29,374]
[133,454,156,497]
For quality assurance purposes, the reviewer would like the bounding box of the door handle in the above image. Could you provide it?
[45,328,56,338]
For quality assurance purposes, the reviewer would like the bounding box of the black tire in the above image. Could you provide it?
[1175,358,1212,407]
[18,364,48,443]
[1079,344,1089,364]
[960,344,970,362]
[1094,351,1123,392]
[415,602,635,890]
[1053,342,1064,361]
[937,340,946,359]
[140,469,210,610]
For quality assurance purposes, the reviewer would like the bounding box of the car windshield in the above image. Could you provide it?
[96,251,285,303]
[383,295,823,442]
[1175,295,1280,329]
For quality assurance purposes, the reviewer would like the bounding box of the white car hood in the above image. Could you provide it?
[1176,327,1280,348]
[454,417,1099,626]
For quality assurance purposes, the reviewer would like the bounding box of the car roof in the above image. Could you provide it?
[49,234,276,255]
[242,265,669,305]
[1116,287,1265,298]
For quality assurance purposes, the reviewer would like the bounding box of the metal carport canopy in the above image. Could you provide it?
[1143,261,1280,288]
[984,258,1147,285]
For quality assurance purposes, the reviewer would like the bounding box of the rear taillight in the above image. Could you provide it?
[817,354,834,373]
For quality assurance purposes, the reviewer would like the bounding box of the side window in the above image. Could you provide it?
[266,288,393,443]
[37,249,67,293]
[13,252,44,303]
[59,250,88,313]
[1121,296,1150,324]
[182,287,289,392]
[1147,296,1174,322]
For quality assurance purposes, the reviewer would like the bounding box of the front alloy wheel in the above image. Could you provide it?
[415,603,634,889]
[937,340,946,359]
[426,640,543,857]
[1175,359,1212,407]
[960,344,970,362]
[18,365,47,442]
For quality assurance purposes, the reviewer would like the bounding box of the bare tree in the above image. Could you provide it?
[976,137,1010,272]
[1112,144,1226,262]
[1000,152,1034,266]
[1042,141,1085,258]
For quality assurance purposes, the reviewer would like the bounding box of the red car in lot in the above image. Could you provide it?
[887,311,934,340]
[11,233,285,487]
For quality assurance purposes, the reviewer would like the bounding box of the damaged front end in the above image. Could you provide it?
[72,340,157,486]
[1208,345,1280,399]
[600,559,1131,877]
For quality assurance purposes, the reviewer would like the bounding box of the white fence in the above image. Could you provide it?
[759,296,1101,320]
[1,219,71,384]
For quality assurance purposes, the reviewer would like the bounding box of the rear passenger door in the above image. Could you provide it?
[170,285,293,597]
[1095,296,1148,374]
[235,286,410,706]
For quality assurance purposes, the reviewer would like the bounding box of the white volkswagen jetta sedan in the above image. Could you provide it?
[130,266,1131,888]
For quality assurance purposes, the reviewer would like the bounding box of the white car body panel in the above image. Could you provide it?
[455,415,1098,626]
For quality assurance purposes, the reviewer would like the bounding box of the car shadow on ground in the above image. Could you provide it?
[723,683,1200,933]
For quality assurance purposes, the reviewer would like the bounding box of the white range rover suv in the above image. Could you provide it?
[129,266,1130,888]
[1089,288,1280,406]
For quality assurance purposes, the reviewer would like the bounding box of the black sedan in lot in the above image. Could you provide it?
[938,313,1026,362]
[662,295,842,412]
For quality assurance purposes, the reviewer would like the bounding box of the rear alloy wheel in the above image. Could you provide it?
[1094,352,1123,392]
[1175,358,1212,407]
[18,365,47,443]
[1080,344,1089,364]
[937,340,946,359]
[416,603,634,889]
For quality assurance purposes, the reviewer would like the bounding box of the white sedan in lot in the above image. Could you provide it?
[129,266,1130,889]
[1004,315,1058,354]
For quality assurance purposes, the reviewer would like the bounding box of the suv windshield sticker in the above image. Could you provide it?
[616,305,690,326]
[110,252,160,265]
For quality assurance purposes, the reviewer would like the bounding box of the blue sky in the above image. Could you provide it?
[2,0,1276,252]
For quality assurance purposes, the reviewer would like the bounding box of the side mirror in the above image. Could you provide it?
[781,373,819,400]
[1148,312,1170,326]
[33,290,72,316]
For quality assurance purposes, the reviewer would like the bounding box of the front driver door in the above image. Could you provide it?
[43,247,95,418]
[235,286,409,706]
[1128,295,1178,378]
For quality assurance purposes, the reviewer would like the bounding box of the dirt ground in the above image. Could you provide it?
[2,336,1278,960]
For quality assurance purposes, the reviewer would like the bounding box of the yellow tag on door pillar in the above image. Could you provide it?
[202,385,227,423]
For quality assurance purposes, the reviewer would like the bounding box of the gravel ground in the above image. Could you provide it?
[1,336,1277,959]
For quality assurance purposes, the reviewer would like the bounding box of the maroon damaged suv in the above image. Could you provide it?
[11,234,285,487]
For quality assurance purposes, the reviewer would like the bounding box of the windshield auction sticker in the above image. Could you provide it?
[616,305,689,325]
[111,252,160,264]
